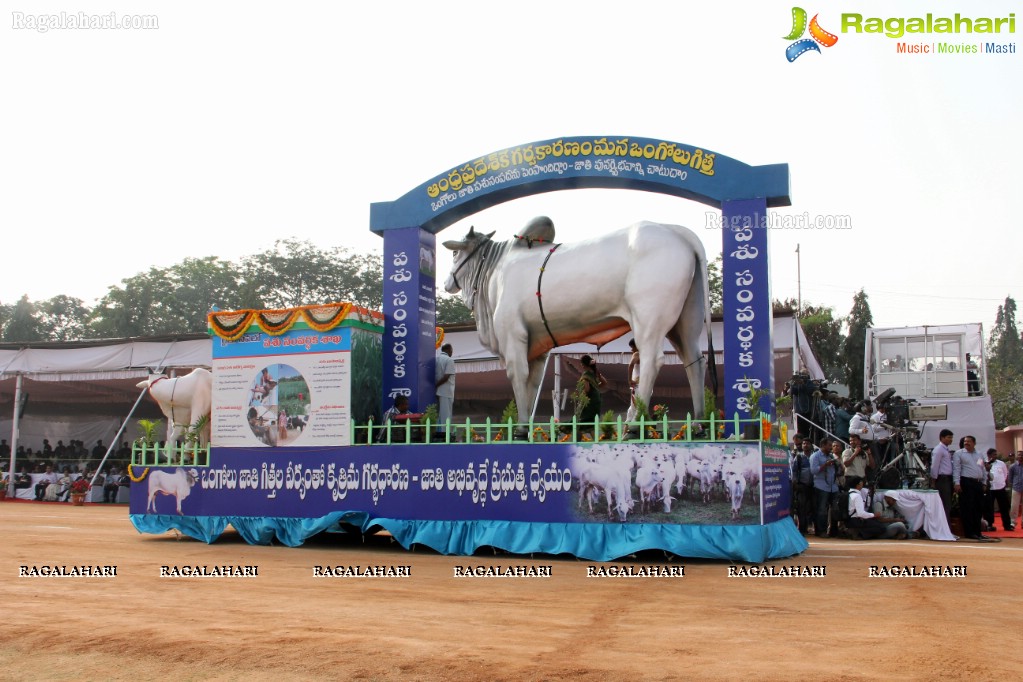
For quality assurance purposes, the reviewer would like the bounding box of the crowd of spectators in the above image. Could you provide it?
[1,437,133,503]
[789,429,1021,541]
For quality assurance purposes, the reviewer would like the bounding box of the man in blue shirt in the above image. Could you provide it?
[791,437,814,535]
[953,435,990,541]
[810,437,843,537]
[1008,451,1023,531]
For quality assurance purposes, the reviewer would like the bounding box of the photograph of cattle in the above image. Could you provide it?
[570,443,761,525]
[246,364,311,447]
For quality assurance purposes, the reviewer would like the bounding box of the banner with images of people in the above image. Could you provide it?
[211,327,352,447]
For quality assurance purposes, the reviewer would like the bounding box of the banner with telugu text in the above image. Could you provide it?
[132,441,787,527]
[211,327,352,447]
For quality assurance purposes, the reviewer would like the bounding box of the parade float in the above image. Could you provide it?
[129,136,807,562]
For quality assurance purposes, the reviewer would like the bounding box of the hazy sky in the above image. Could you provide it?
[3,0,1020,336]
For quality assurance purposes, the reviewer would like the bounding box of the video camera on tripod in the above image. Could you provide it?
[872,387,948,489]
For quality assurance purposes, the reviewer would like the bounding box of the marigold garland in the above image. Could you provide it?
[255,309,301,336]
[302,303,352,331]
[126,463,149,482]
[435,326,444,349]
[208,310,255,341]
[208,303,381,340]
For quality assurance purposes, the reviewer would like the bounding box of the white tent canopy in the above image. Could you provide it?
[1,335,211,461]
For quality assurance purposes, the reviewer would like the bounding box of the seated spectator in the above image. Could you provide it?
[103,468,125,503]
[88,468,104,487]
[54,468,73,502]
[377,395,411,443]
[846,476,907,540]
[14,466,33,489]
[34,465,59,501]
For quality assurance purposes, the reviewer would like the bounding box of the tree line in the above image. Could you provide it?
[2,243,1018,426]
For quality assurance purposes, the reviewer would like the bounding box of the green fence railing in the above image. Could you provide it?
[357,413,774,446]
[131,443,210,467]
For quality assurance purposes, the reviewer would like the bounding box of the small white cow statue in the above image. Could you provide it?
[146,468,199,514]
[137,368,213,448]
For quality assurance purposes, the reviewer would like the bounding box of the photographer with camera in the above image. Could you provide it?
[833,396,853,443]
[791,437,814,535]
[842,434,875,486]
[810,437,843,537]
[789,373,821,444]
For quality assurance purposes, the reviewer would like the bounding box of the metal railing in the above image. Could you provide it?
[358,413,774,446]
[131,443,210,467]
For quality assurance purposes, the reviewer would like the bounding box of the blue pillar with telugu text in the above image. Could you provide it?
[381,227,437,417]
[721,199,774,432]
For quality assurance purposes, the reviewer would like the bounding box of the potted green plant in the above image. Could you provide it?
[135,419,163,464]
[741,378,772,440]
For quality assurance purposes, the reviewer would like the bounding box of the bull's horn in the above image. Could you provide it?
[483,230,495,240]
[442,239,466,251]
[467,226,476,237]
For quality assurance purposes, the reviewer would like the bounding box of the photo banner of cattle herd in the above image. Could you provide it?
[131,441,791,526]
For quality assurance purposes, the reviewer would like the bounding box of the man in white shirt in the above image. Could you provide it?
[846,476,907,540]
[983,448,1012,532]
[33,465,59,501]
[434,343,456,435]
[929,429,955,525]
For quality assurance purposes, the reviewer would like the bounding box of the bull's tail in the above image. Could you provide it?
[680,227,718,402]
[698,247,718,399]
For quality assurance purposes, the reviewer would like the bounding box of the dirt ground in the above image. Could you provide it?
[2,500,1019,682]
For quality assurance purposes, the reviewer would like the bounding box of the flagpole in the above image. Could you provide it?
[795,243,801,318]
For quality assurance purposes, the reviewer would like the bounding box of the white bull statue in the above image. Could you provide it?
[136,368,213,448]
[443,217,714,431]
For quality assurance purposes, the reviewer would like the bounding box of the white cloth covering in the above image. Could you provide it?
[874,489,956,541]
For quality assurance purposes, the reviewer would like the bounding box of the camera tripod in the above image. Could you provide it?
[873,424,929,489]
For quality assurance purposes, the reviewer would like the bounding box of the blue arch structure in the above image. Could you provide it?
[370,135,791,422]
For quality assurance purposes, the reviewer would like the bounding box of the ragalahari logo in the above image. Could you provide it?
[784,7,839,61]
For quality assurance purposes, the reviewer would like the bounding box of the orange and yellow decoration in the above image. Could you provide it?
[208,303,385,341]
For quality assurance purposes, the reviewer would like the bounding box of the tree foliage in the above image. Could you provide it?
[707,254,722,315]
[37,295,90,341]
[436,293,473,326]
[841,289,873,401]
[776,298,845,384]
[0,241,385,342]
[239,239,381,311]
[1,295,45,342]
[987,295,1023,427]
